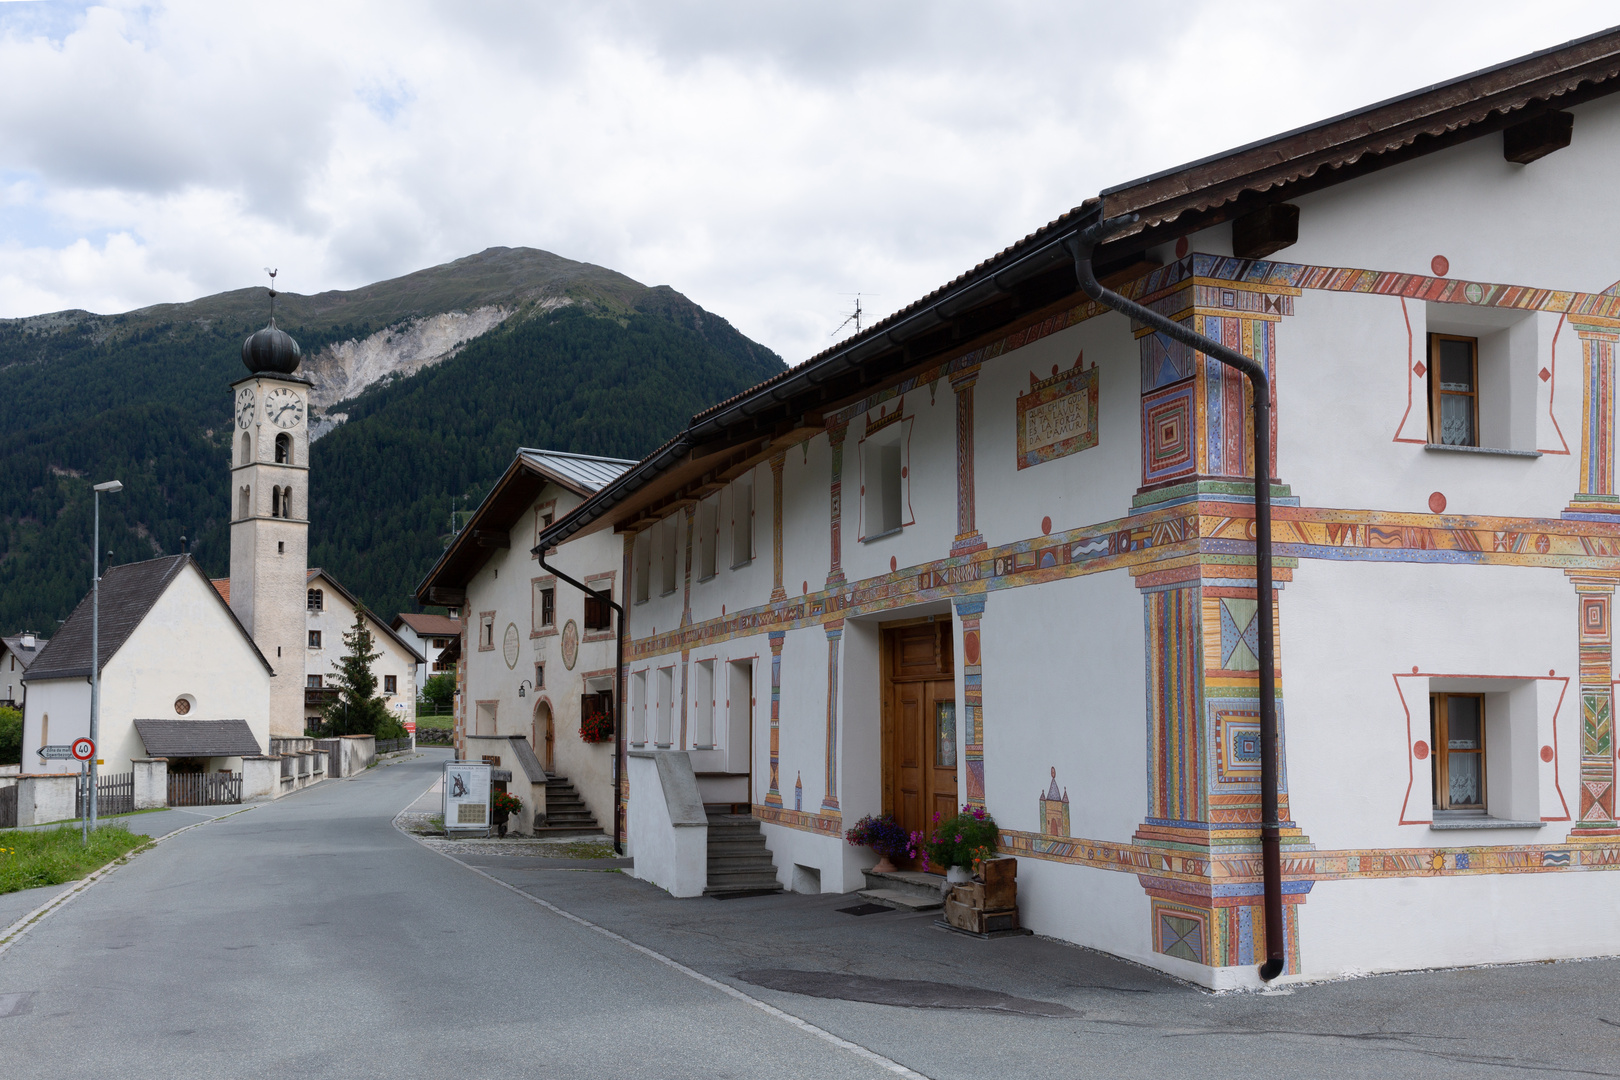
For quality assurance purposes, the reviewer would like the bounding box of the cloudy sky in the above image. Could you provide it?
[0,1,1615,362]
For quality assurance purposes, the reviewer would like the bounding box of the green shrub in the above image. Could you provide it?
[0,705,20,766]
[924,806,1000,871]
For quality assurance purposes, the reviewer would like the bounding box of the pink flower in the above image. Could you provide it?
[954,834,963,843]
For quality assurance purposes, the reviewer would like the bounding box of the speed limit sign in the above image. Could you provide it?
[71,738,95,761]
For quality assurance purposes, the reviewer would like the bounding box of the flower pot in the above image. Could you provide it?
[872,854,897,873]
[946,864,973,885]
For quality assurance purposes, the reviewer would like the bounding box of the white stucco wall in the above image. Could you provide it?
[24,564,273,776]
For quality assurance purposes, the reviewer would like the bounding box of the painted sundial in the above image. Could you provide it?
[561,619,580,670]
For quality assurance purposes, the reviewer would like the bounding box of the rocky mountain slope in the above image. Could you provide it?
[0,248,784,632]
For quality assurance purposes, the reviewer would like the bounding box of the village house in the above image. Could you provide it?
[21,554,273,780]
[392,612,462,698]
[533,31,1620,987]
[417,448,635,836]
[1,633,45,709]
[301,570,422,733]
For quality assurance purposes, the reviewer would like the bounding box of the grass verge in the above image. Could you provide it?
[0,825,151,896]
[415,714,453,730]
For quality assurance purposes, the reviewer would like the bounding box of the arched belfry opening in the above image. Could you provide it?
[240,432,252,465]
[238,485,251,520]
[275,432,291,464]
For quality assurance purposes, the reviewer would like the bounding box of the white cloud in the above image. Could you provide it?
[0,0,1614,363]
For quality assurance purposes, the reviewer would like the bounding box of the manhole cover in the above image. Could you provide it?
[837,903,893,917]
[735,969,1077,1017]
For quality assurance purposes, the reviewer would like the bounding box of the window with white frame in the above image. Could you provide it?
[693,659,715,748]
[631,670,648,745]
[634,530,652,603]
[655,666,674,747]
[1425,678,1545,825]
[863,421,906,540]
[660,516,680,595]
[697,497,718,579]
[726,659,753,774]
[731,473,754,566]
[1424,306,1540,453]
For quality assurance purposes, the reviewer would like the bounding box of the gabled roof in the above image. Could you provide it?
[307,569,426,664]
[392,612,461,637]
[516,448,637,496]
[415,448,634,599]
[26,555,273,682]
[134,717,263,758]
[0,634,47,672]
[533,28,1620,553]
[211,578,230,604]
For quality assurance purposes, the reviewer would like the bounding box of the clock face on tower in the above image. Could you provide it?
[235,388,256,429]
[264,387,304,430]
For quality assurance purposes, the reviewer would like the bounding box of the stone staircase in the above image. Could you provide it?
[704,809,784,898]
[858,868,948,911]
[535,775,603,836]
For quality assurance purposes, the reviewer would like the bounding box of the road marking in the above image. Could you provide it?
[393,788,930,1080]
[0,807,256,962]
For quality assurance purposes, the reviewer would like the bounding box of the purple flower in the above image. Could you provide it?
[954,833,963,843]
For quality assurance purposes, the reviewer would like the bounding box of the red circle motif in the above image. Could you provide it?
[1175,236,1189,258]
[1413,741,1430,760]
[1536,534,1551,554]
[1431,255,1449,277]
[1041,516,1052,535]
[1540,745,1555,763]
[963,632,981,666]
[889,556,897,572]
[1428,491,1447,514]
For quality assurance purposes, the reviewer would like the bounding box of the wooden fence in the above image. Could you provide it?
[76,771,134,817]
[168,772,242,807]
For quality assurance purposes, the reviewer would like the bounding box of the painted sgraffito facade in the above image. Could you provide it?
[554,45,1620,988]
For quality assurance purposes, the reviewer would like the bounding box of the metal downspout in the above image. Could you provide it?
[537,551,627,856]
[1064,215,1286,982]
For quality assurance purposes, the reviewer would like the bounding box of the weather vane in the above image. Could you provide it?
[264,267,279,322]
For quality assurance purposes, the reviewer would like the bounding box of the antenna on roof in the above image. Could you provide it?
[832,293,871,339]
[263,267,279,323]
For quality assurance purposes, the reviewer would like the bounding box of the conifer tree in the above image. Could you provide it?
[323,610,393,736]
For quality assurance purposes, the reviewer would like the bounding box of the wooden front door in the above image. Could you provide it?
[882,621,957,864]
[535,702,554,772]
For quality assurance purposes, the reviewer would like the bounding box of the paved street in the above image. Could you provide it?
[3,750,1618,1079]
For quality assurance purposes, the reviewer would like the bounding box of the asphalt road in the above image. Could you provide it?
[3,751,1618,1079]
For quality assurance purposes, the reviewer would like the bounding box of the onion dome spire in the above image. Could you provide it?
[241,267,302,374]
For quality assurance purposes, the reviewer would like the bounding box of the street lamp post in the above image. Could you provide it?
[89,479,123,834]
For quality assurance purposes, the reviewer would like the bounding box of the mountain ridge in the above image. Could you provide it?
[0,247,785,633]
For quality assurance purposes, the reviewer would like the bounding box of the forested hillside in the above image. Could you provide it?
[0,251,783,634]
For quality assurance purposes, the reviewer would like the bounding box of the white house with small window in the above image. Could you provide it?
[533,33,1620,988]
[391,612,462,698]
[417,448,634,836]
[302,570,422,732]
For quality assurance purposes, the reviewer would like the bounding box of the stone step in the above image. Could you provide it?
[861,869,948,903]
[857,887,943,912]
[531,825,605,836]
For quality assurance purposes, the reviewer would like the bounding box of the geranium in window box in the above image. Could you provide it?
[579,712,615,743]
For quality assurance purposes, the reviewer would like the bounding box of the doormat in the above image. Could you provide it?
[837,903,893,916]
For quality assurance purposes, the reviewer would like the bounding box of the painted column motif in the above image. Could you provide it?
[770,453,787,603]
[1132,267,1309,973]
[951,368,986,557]
[764,630,785,807]
[827,424,848,587]
[821,620,843,813]
[1571,329,1618,509]
[1569,575,1618,832]
[681,504,695,627]
[953,596,986,807]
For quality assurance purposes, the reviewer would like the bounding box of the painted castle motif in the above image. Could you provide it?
[1039,767,1070,838]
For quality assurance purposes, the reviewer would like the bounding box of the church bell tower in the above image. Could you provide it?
[230,276,310,739]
